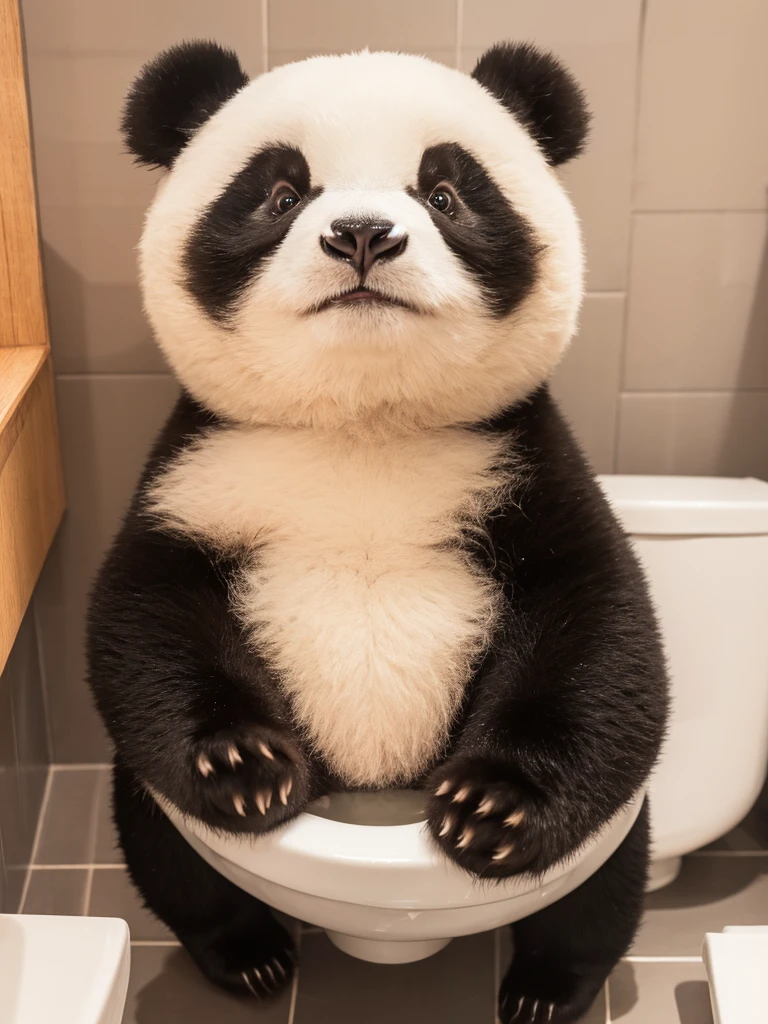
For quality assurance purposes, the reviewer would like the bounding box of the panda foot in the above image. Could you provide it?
[498,960,607,1023]
[184,911,297,999]
[426,755,552,878]
[189,723,309,831]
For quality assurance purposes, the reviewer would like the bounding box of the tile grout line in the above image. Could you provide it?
[18,766,53,913]
[52,763,112,771]
[689,850,768,857]
[287,925,302,1024]
[131,941,182,947]
[454,0,463,70]
[493,928,500,1023]
[27,863,125,870]
[623,956,703,963]
[82,865,95,916]
[604,978,611,1024]
[261,0,269,75]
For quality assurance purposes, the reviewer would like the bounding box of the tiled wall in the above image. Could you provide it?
[0,608,50,911]
[18,0,768,762]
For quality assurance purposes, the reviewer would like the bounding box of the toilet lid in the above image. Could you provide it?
[160,790,645,911]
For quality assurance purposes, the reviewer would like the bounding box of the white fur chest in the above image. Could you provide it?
[148,424,508,785]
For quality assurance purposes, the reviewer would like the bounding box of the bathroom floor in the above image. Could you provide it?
[19,767,768,1023]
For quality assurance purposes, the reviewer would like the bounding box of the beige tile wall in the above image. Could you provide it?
[19,0,767,760]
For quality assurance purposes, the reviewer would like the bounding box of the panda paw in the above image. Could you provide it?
[426,756,550,878]
[189,723,309,832]
[498,960,607,1023]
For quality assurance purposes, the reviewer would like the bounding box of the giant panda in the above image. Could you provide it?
[87,41,668,1024]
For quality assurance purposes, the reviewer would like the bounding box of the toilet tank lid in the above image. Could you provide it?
[596,475,768,536]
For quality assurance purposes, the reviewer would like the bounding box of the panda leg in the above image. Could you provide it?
[498,797,650,1024]
[111,757,296,998]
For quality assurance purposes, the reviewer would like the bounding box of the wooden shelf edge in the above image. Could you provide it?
[0,352,65,674]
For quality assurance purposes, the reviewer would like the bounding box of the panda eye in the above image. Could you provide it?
[271,183,302,215]
[428,184,457,215]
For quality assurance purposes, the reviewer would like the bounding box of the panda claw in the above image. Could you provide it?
[257,740,275,761]
[255,791,268,815]
[232,793,247,816]
[451,785,472,804]
[197,753,214,778]
[475,796,496,817]
[504,809,525,828]
[227,744,243,769]
[456,826,474,849]
[435,780,453,797]
[279,777,292,805]
[492,843,515,861]
[439,813,454,838]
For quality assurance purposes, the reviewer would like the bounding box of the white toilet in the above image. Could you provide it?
[164,475,768,963]
[0,914,130,1023]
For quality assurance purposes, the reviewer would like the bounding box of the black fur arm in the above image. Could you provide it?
[427,388,668,876]
[87,396,313,831]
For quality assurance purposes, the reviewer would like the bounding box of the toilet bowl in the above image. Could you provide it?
[163,789,644,963]
[0,914,130,1023]
[164,474,768,962]
[598,476,768,891]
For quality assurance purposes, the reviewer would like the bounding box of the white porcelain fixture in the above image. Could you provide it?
[0,914,130,1024]
[163,789,644,964]
[703,926,768,1024]
[166,474,768,962]
[598,475,768,890]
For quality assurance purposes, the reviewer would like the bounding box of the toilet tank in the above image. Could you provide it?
[597,475,768,860]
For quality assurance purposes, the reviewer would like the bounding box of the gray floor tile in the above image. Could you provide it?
[34,769,101,864]
[22,869,88,915]
[293,930,495,1024]
[610,960,713,1023]
[93,768,123,864]
[634,856,768,955]
[88,868,173,940]
[124,946,292,1023]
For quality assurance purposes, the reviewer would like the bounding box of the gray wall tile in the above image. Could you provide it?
[551,293,625,473]
[635,0,768,211]
[624,213,768,391]
[22,0,264,68]
[268,0,457,52]
[0,608,50,911]
[617,390,768,477]
[33,375,180,763]
[21,869,89,916]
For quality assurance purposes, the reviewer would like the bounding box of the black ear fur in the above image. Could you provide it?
[122,41,249,169]
[472,43,590,166]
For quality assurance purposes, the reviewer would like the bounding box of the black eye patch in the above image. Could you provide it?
[413,143,542,318]
[184,144,321,323]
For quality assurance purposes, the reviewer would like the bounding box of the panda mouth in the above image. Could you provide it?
[314,288,414,313]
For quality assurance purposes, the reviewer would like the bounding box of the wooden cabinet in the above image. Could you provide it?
[0,0,65,673]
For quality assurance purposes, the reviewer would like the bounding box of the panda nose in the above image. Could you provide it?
[321,220,408,275]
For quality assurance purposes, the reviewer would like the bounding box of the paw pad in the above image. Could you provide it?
[426,758,543,875]
[191,724,307,828]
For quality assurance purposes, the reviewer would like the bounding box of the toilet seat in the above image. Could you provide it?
[161,788,645,911]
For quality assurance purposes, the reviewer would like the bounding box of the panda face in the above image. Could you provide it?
[133,48,586,429]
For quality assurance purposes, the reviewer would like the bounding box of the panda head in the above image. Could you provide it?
[124,42,589,429]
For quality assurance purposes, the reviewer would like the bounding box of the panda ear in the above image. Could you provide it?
[121,41,249,169]
[471,42,590,166]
